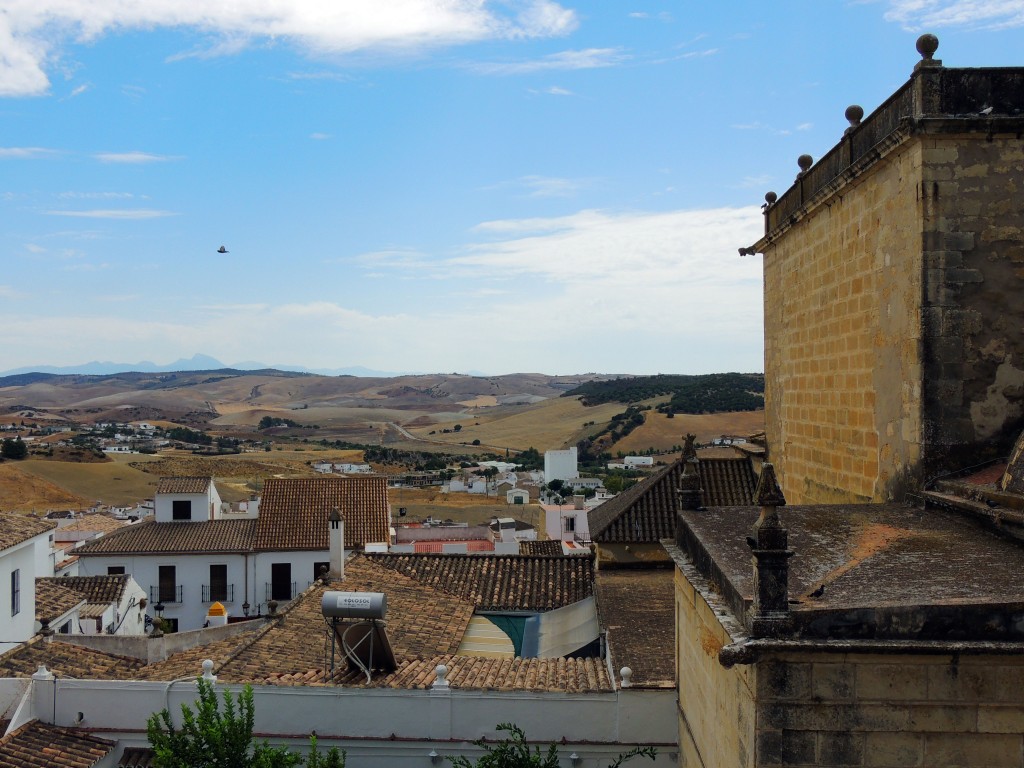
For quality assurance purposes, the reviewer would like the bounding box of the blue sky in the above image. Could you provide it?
[1,1,1023,376]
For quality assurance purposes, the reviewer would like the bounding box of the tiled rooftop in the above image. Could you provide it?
[117,747,156,768]
[41,575,130,606]
[0,637,146,680]
[34,580,86,624]
[74,519,256,555]
[0,553,611,693]
[588,456,759,544]
[0,514,56,552]
[56,515,127,535]
[364,552,594,611]
[595,569,675,688]
[588,461,681,543]
[217,558,476,682]
[255,476,391,550]
[698,456,758,507]
[519,540,563,556]
[268,653,613,692]
[0,720,115,768]
[156,476,212,495]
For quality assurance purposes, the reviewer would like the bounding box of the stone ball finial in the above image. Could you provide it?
[797,154,813,172]
[764,191,777,205]
[916,34,939,60]
[845,105,864,127]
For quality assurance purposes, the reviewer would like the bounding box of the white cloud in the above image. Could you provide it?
[0,1,578,97]
[486,175,592,198]
[531,85,573,96]
[310,132,331,140]
[58,191,140,200]
[885,0,1024,29]
[44,209,177,219]
[287,71,353,82]
[0,147,58,158]
[0,285,24,299]
[474,47,628,75]
[1,204,767,375]
[680,48,718,59]
[93,152,178,164]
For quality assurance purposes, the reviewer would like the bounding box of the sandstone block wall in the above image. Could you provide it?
[763,144,924,504]
[764,128,1024,504]
[753,652,1024,767]
[675,568,755,768]
[921,133,1024,464]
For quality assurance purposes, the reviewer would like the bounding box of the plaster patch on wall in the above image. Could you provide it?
[970,359,1024,439]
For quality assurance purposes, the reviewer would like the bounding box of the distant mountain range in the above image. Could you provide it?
[0,354,438,378]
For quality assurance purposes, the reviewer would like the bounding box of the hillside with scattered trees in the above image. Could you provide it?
[563,373,764,414]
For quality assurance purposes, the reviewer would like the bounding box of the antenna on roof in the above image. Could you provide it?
[321,591,396,684]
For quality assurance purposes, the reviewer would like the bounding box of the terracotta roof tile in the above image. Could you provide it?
[156,476,212,494]
[589,461,681,543]
[40,575,130,606]
[519,540,563,556]
[34,580,86,624]
[74,520,256,555]
[217,558,475,682]
[268,654,613,693]
[698,456,758,506]
[0,721,114,768]
[364,552,594,611]
[57,515,127,535]
[595,569,675,688]
[117,747,156,768]
[255,477,390,550]
[0,637,146,680]
[0,514,56,552]
[589,457,760,544]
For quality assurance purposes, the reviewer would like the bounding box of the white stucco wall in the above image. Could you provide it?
[544,448,579,483]
[78,550,331,631]
[26,676,678,767]
[0,541,38,654]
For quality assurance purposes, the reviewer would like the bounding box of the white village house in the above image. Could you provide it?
[75,476,392,632]
[0,515,57,655]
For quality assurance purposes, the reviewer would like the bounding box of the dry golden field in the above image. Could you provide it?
[1,454,157,511]
[407,396,628,452]
[390,487,545,528]
[614,409,765,454]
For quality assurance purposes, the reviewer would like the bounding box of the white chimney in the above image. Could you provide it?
[329,507,345,580]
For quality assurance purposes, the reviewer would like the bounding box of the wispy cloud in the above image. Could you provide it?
[680,48,718,59]
[58,191,143,200]
[486,175,593,198]
[44,209,177,219]
[628,11,673,21]
[0,1,578,97]
[885,0,1024,30]
[0,147,58,159]
[528,85,573,96]
[287,71,352,82]
[310,132,331,140]
[473,47,628,75]
[93,152,178,164]
[731,120,811,136]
